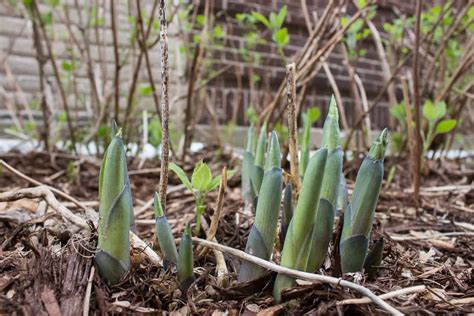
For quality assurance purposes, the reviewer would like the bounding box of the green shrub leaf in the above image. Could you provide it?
[192,161,212,192]
[435,119,457,134]
[169,163,193,192]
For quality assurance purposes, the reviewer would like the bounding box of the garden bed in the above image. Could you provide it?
[0,147,473,315]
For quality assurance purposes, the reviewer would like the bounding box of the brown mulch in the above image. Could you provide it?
[0,147,473,315]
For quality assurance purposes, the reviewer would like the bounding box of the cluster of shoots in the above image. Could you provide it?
[239,96,388,302]
[95,121,196,291]
[95,98,387,301]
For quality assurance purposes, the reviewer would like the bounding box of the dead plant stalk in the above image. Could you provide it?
[192,238,403,316]
[158,0,170,208]
[286,63,301,194]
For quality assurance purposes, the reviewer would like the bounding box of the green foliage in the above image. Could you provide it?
[148,117,162,148]
[239,132,282,282]
[389,100,458,155]
[177,224,195,291]
[340,129,387,274]
[66,161,78,184]
[154,193,178,269]
[340,5,377,59]
[236,5,289,62]
[245,106,259,125]
[300,106,321,177]
[421,100,457,153]
[170,161,235,235]
[95,126,133,284]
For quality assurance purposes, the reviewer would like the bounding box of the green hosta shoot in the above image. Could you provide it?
[177,224,195,291]
[273,147,328,302]
[340,129,388,274]
[95,128,133,284]
[170,161,234,236]
[299,107,320,177]
[280,183,293,244]
[273,97,341,301]
[242,125,256,207]
[364,238,384,281]
[239,132,282,282]
[154,192,178,269]
[306,96,343,273]
[337,175,348,213]
[251,123,267,195]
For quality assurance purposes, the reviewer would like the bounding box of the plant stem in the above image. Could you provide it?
[158,0,170,208]
[412,0,422,207]
[110,0,121,123]
[286,63,301,194]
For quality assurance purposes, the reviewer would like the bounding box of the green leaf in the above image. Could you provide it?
[207,169,236,192]
[41,11,53,25]
[196,14,205,27]
[435,119,457,134]
[213,24,225,39]
[139,84,153,96]
[61,61,73,72]
[169,163,193,192]
[307,107,321,124]
[276,5,287,28]
[251,11,270,28]
[423,100,446,121]
[390,103,406,122]
[275,28,289,47]
[191,161,212,192]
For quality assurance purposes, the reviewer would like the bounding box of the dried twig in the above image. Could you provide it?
[412,0,422,206]
[0,185,163,266]
[286,63,301,194]
[158,0,170,208]
[110,0,121,122]
[337,285,426,306]
[192,238,403,315]
[0,159,90,212]
[208,167,228,240]
[31,0,78,153]
[322,61,349,131]
[0,186,90,230]
[82,266,95,316]
[390,232,474,241]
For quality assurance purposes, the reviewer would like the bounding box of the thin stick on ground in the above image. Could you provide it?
[158,0,170,208]
[192,238,403,315]
[110,0,121,122]
[0,186,90,230]
[0,185,163,266]
[286,63,301,195]
[401,76,417,198]
[0,159,91,212]
[208,167,228,240]
[337,285,427,306]
[82,266,95,316]
[412,0,422,206]
[31,0,78,153]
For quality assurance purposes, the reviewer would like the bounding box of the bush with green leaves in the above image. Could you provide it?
[170,161,234,235]
[390,99,457,155]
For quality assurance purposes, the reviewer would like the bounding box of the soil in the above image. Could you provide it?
[0,147,473,315]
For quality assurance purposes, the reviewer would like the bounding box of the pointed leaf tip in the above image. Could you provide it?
[265,131,281,170]
[322,96,341,150]
[328,95,339,120]
[369,128,388,160]
[154,192,164,217]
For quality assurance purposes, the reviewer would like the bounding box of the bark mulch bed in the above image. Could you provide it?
[0,147,473,315]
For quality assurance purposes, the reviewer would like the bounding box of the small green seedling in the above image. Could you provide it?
[170,161,234,235]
